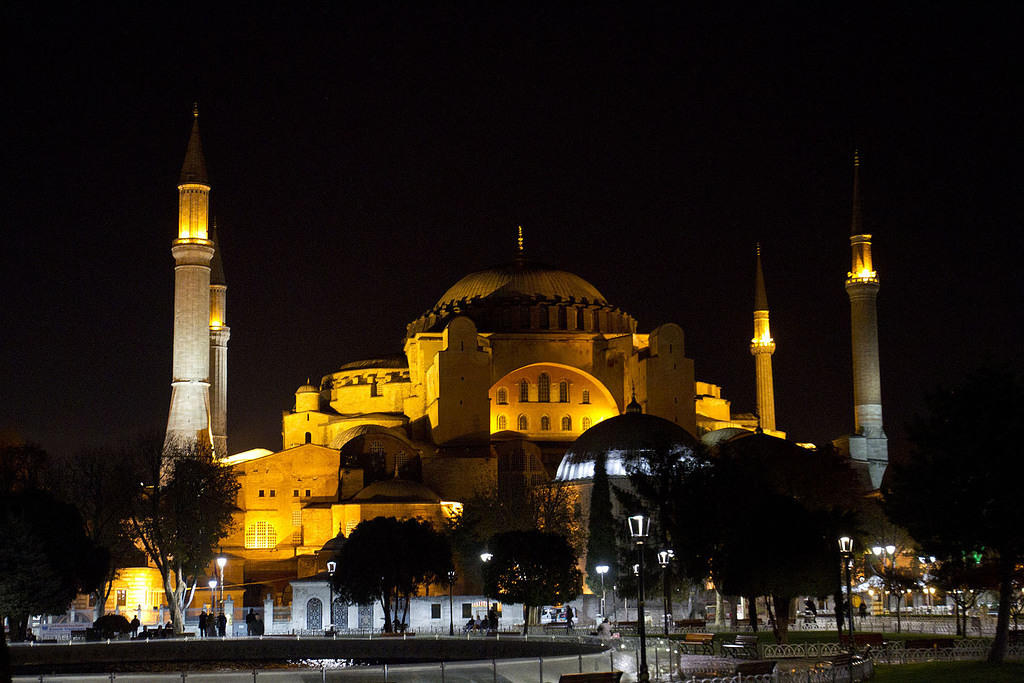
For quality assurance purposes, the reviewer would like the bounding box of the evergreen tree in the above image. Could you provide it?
[585,450,619,594]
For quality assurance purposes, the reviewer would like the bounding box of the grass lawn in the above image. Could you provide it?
[874,662,1024,682]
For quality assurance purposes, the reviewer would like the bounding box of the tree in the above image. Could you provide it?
[884,365,1024,663]
[331,516,452,633]
[126,437,240,633]
[585,450,619,594]
[481,529,582,634]
[0,488,107,641]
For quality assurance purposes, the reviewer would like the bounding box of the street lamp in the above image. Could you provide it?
[480,551,493,633]
[326,561,337,633]
[838,536,855,648]
[208,578,218,622]
[596,564,609,620]
[658,550,673,636]
[628,513,650,683]
[216,555,227,611]
[448,570,457,636]
[872,544,897,614]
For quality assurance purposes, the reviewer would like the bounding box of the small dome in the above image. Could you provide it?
[296,379,318,394]
[351,478,441,503]
[555,410,699,482]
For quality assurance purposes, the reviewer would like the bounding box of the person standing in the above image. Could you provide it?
[130,615,140,638]
[217,611,227,637]
[198,610,208,638]
[246,608,256,636]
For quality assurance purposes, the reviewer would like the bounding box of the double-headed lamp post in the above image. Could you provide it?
[838,536,855,648]
[628,513,651,683]
[596,564,609,619]
[871,544,897,614]
[480,552,493,631]
[448,570,457,636]
[216,555,227,611]
[658,549,674,636]
[326,561,337,632]
[208,579,218,619]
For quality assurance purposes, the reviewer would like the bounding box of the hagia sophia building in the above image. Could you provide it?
[97,110,889,621]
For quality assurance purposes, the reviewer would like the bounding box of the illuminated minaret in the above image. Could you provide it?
[165,105,214,451]
[843,151,888,487]
[749,243,776,432]
[209,218,230,456]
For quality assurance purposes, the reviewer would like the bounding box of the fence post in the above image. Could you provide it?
[493,657,497,683]
[539,656,543,683]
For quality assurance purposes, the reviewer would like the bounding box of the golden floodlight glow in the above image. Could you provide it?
[441,501,464,519]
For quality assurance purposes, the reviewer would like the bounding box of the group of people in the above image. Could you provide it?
[245,608,265,635]
[197,610,227,637]
[464,607,499,633]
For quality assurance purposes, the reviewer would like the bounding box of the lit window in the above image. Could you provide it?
[496,388,508,405]
[497,415,507,430]
[538,374,550,402]
[519,380,529,402]
[245,521,278,549]
[582,390,590,404]
[582,417,592,430]
[559,381,568,402]
[541,415,550,431]
[561,416,572,431]
[517,415,528,431]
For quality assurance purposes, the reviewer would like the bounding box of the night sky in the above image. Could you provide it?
[3,4,1021,460]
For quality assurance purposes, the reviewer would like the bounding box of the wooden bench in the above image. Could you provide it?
[721,634,759,658]
[904,637,955,649]
[557,672,623,683]
[735,660,776,675]
[678,632,715,655]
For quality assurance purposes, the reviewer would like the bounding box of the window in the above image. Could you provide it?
[540,415,550,431]
[497,415,507,430]
[538,373,550,402]
[576,307,585,330]
[116,590,127,607]
[305,489,311,497]
[519,380,529,402]
[269,489,276,498]
[559,381,568,402]
[245,521,277,549]
[582,417,592,430]
[557,306,567,329]
[561,416,572,431]
[304,432,311,444]
[431,604,442,619]
[582,390,590,404]
[370,440,385,456]
[292,510,302,526]
[462,603,473,618]
[293,489,299,497]
[496,388,508,405]
[517,415,528,431]
[258,490,265,498]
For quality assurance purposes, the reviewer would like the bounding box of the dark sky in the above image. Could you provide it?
[3,4,1021,459]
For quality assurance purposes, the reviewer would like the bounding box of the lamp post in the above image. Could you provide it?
[327,561,337,633]
[596,564,609,620]
[208,579,217,616]
[839,536,855,649]
[216,554,227,611]
[628,513,651,683]
[448,570,457,636]
[658,550,673,636]
[480,552,493,632]
[871,544,896,614]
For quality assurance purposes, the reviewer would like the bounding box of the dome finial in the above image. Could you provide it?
[192,101,199,118]
[626,384,642,414]
[516,225,524,255]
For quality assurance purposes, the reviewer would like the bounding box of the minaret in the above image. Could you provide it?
[209,218,230,457]
[749,243,777,432]
[165,105,215,451]
[843,151,888,487]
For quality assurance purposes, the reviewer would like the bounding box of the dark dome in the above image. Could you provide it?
[407,257,635,337]
[555,411,699,481]
[435,259,607,309]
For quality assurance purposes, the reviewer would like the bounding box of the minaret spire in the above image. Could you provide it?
[842,150,888,488]
[750,243,777,433]
[209,217,230,457]
[516,225,525,256]
[166,106,215,453]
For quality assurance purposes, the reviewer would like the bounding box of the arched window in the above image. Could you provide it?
[519,380,530,402]
[561,416,572,431]
[245,521,277,549]
[582,389,591,404]
[538,373,550,402]
[497,415,507,430]
[517,415,528,431]
[540,415,551,431]
[496,388,508,405]
[559,381,569,402]
[582,417,592,430]
[306,597,323,630]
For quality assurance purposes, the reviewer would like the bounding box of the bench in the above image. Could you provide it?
[904,637,955,649]
[678,632,715,655]
[840,632,884,650]
[722,634,759,659]
[735,660,776,675]
[557,672,623,683]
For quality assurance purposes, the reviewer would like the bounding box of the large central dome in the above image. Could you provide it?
[435,259,608,309]
[407,256,635,337]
